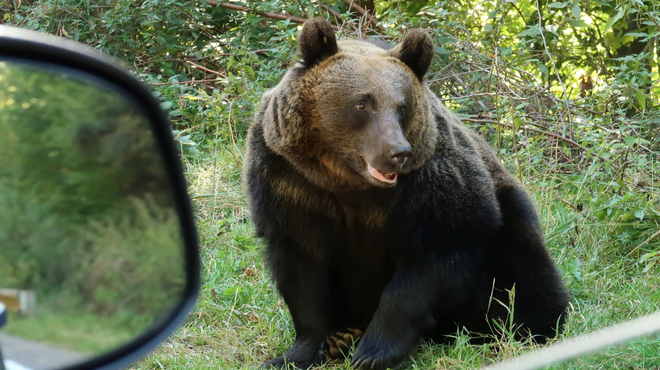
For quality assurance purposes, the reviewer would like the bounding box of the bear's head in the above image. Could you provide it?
[261,18,439,193]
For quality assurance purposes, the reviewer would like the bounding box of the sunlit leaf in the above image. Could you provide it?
[519,25,541,37]
[513,117,522,130]
[604,4,629,33]
[636,91,647,110]
[572,4,581,19]
[545,24,559,34]
[567,19,589,27]
[539,64,549,79]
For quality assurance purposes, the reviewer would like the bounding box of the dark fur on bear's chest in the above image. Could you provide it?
[247,121,506,328]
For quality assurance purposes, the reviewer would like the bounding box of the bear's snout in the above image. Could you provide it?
[364,140,412,185]
[389,145,412,167]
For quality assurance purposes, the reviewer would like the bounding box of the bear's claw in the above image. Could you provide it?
[324,328,364,361]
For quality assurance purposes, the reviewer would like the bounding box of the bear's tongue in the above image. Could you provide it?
[367,163,397,184]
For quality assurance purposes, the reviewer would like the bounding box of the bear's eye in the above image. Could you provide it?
[355,102,367,111]
[399,105,407,115]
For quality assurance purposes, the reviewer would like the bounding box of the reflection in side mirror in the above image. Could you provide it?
[0,60,186,370]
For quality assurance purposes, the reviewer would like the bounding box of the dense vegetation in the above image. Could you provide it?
[0,63,185,353]
[3,0,659,368]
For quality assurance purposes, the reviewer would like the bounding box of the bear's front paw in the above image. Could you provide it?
[261,357,286,369]
[324,328,364,361]
[262,356,317,370]
[350,336,408,370]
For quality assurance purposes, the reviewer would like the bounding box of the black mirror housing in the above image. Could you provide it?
[0,25,200,370]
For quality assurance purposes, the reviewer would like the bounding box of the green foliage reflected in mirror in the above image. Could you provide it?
[0,60,186,370]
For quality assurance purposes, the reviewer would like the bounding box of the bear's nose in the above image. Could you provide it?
[390,145,412,166]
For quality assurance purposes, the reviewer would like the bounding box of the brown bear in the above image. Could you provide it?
[244,17,570,370]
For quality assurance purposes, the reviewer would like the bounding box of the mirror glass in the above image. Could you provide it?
[0,60,186,370]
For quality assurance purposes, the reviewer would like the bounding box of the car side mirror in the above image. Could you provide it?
[0,25,200,370]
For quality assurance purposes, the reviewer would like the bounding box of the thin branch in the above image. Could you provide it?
[626,229,660,257]
[186,60,227,78]
[136,50,270,67]
[295,0,308,18]
[340,0,385,32]
[150,79,222,86]
[206,1,339,30]
[536,0,573,139]
[630,85,660,107]
[461,117,588,151]
[440,92,530,101]
[322,4,343,23]
[560,199,579,212]
[509,2,527,24]
[452,75,489,111]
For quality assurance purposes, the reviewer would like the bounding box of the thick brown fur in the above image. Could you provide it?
[244,17,570,370]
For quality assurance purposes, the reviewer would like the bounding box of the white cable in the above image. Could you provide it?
[482,311,660,370]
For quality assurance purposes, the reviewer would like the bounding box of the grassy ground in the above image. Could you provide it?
[125,133,660,370]
[4,305,140,354]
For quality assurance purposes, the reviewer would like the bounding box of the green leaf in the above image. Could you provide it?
[520,26,541,37]
[621,211,637,222]
[513,117,522,130]
[626,32,649,37]
[642,261,656,273]
[548,2,569,8]
[572,4,581,19]
[243,65,255,79]
[565,259,582,280]
[545,24,559,34]
[636,91,646,110]
[634,209,645,221]
[160,101,173,110]
[539,64,549,79]
[604,5,629,34]
[623,136,637,147]
[567,19,589,27]
[176,135,196,146]
[222,287,242,296]
[640,252,658,263]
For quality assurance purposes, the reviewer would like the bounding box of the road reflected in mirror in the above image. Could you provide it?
[0,61,186,370]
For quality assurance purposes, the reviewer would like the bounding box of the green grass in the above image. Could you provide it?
[126,134,660,369]
[4,306,140,354]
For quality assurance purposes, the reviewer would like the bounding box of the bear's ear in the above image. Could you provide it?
[298,17,338,68]
[388,29,434,81]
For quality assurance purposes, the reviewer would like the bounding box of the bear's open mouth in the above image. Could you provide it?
[367,163,398,184]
